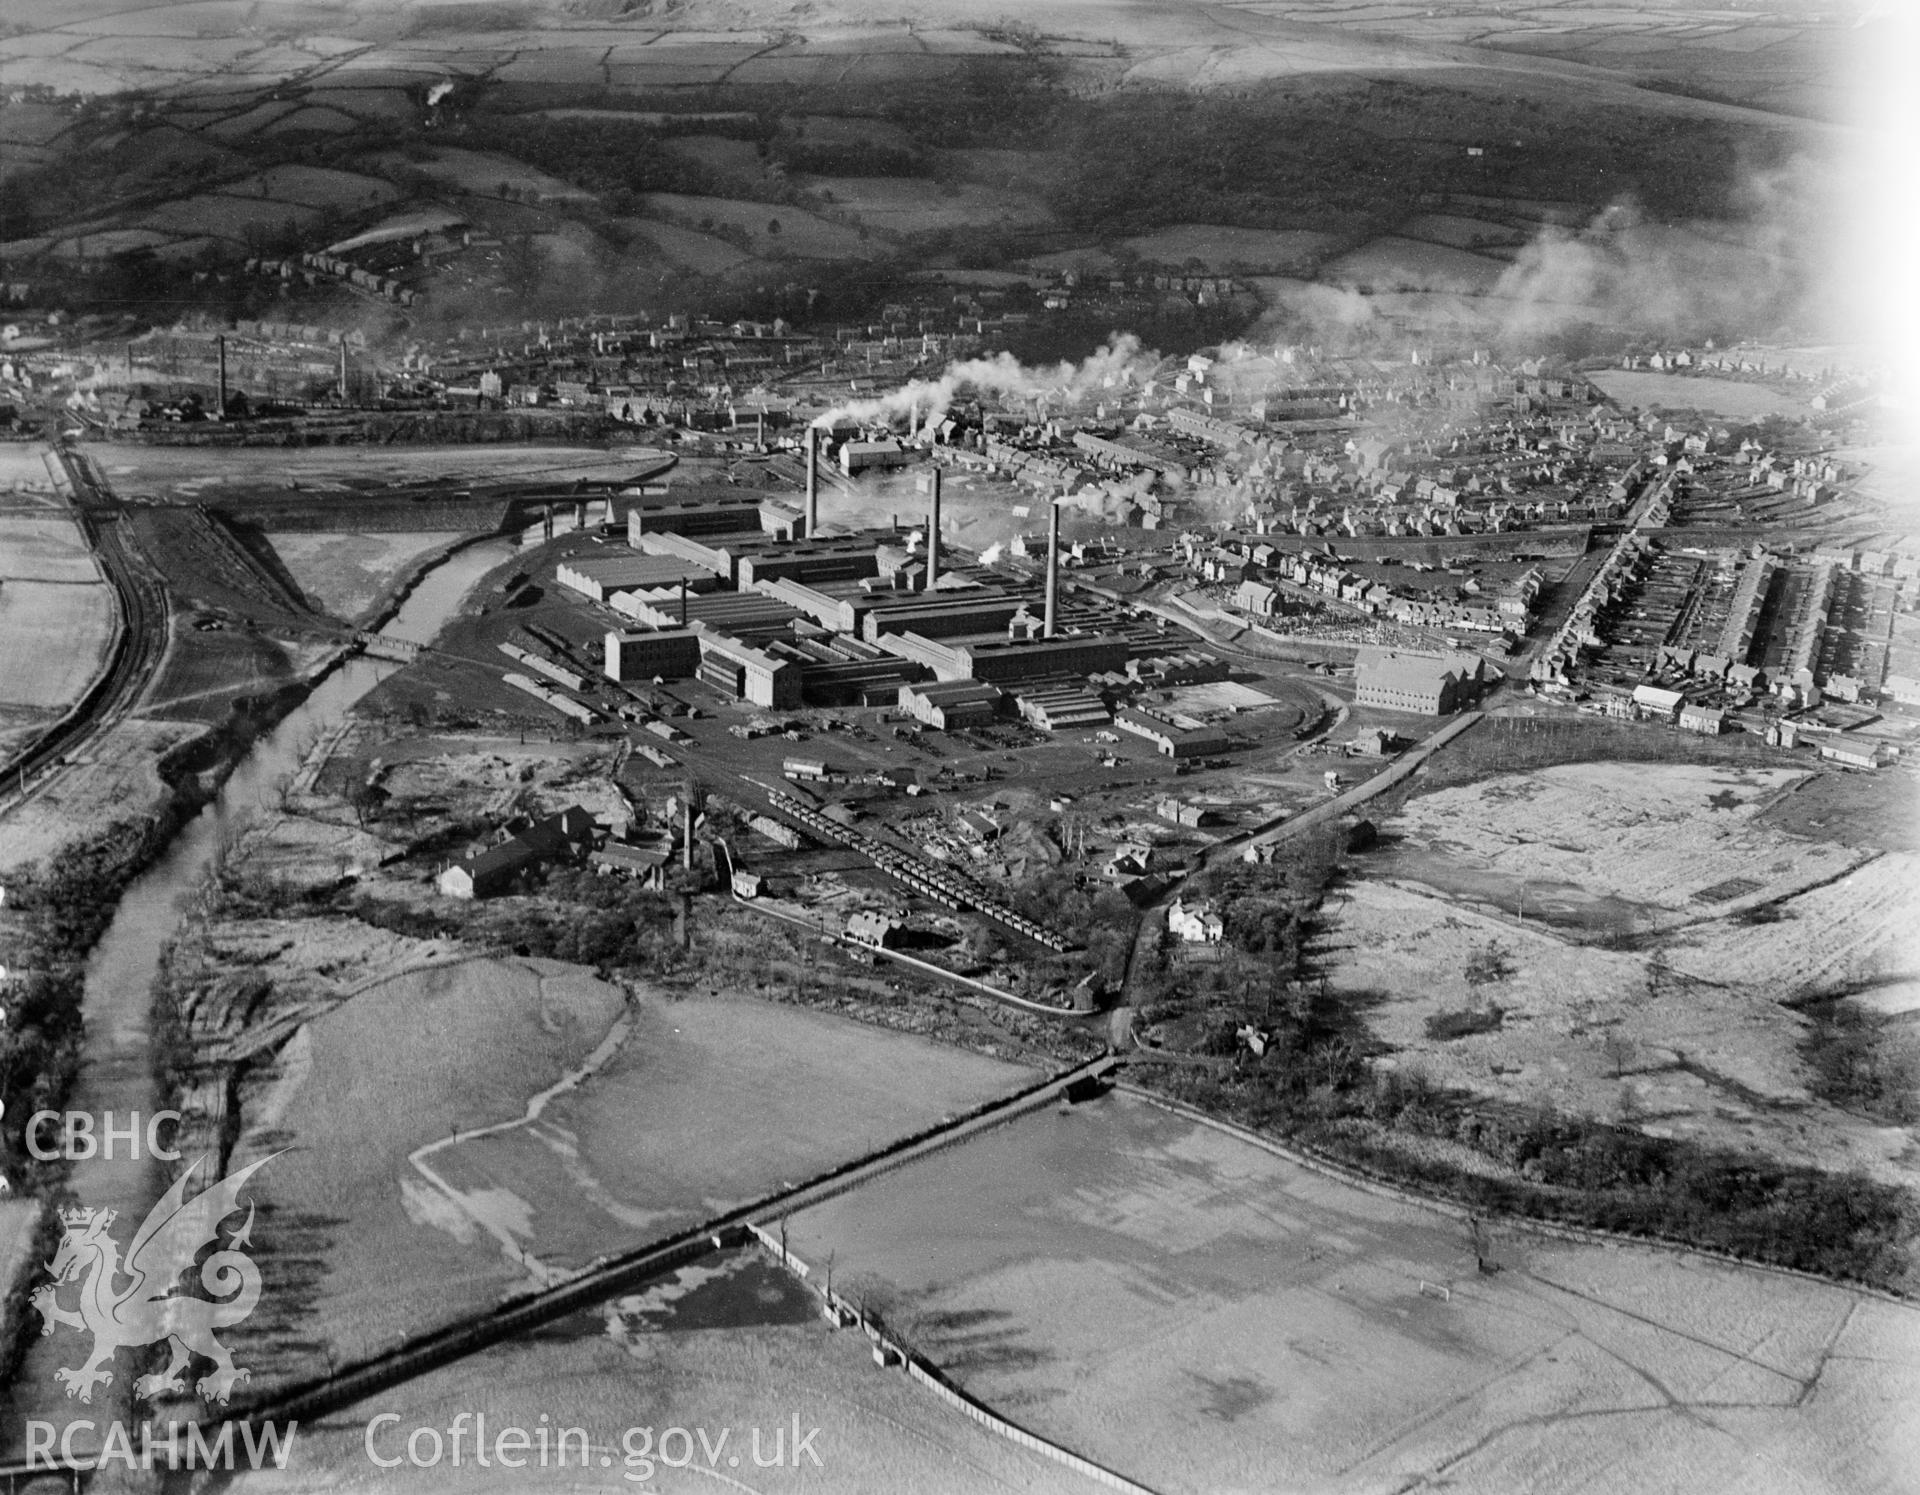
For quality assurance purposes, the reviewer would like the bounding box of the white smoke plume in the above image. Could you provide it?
[813,332,1157,431]
[1490,156,1841,347]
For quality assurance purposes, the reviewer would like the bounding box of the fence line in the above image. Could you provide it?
[746,1229,1161,1495]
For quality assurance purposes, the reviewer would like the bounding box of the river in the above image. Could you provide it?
[6,534,516,1451]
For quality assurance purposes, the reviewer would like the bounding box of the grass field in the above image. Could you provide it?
[1120,223,1336,270]
[1326,235,1509,292]
[1589,368,1813,419]
[369,146,592,201]
[230,1295,1066,1494]
[787,1089,1920,1495]
[1326,870,1917,1185]
[417,991,1035,1274]
[266,529,470,624]
[225,957,626,1384]
[223,960,1033,1392]
[623,218,753,272]
[0,512,100,583]
[0,577,114,709]
[805,176,1054,234]
[640,192,875,260]
[1381,762,1868,930]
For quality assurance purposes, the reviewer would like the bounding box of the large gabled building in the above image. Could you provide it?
[1353,647,1488,715]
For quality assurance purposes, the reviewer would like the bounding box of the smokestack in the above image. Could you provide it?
[679,577,688,626]
[1044,500,1060,638]
[682,797,694,873]
[216,334,227,419]
[804,425,819,535]
[337,337,348,403]
[925,468,942,593]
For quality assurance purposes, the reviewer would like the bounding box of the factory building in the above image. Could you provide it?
[605,628,702,682]
[1114,707,1230,759]
[1015,686,1112,733]
[840,438,921,475]
[860,594,1026,643]
[626,493,802,545]
[898,679,1003,730]
[557,551,717,603]
[614,589,802,643]
[877,630,1131,685]
[695,630,803,709]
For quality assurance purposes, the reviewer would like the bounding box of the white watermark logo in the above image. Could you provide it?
[32,1152,274,1405]
[365,1414,824,1482]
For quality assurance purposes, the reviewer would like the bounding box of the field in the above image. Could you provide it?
[639,193,876,260]
[95,443,664,504]
[1589,369,1813,419]
[368,146,593,202]
[417,992,1035,1275]
[786,1089,1920,1495]
[1379,762,1871,933]
[224,956,628,1382]
[0,717,201,875]
[266,529,470,624]
[230,1279,1066,1494]
[804,176,1054,234]
[1398,212,1525,250]
[0,577,114,709]
[1119,223,1337,270]
[1316,756,1919,1185]
[623,218,752,272]
[1324,235,1509,293]
[219,951,1034,1392]
[0,511,99,582]
[1760,765,1920,853]
[1325,872,1916,1184]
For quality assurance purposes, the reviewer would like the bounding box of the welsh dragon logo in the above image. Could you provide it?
[31,1154,274,1405]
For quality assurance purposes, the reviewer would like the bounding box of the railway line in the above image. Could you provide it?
[0,448,170,795]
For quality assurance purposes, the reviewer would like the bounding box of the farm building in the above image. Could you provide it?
[1353,647,1487,715]
[440,806,602,899]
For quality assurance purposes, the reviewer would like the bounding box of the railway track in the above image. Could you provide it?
[0,448,170,794]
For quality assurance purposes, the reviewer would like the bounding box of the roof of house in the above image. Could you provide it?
[1353,646,1483,695]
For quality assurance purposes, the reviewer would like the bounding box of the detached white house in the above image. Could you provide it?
[1168,898,1225,944]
